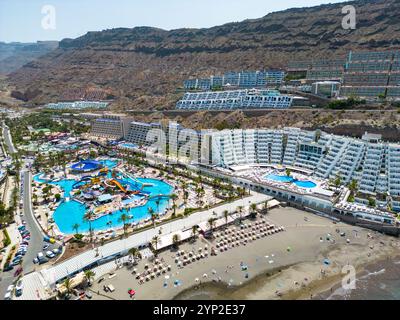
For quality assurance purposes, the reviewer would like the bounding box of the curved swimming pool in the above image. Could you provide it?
[265,174,317,189]
[52,177,173,234]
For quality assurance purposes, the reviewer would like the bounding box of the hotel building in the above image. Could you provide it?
[90,114,132,139]
[209,128,400,213]
[176,89,294,110]
[183,70,285,91]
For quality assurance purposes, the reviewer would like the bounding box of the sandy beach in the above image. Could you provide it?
[89,207,400,300]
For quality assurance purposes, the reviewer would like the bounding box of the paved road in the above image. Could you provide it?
[2,125,16,155]
[21,170,49,274]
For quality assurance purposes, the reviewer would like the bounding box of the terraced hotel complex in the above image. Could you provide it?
[210,129,400,212]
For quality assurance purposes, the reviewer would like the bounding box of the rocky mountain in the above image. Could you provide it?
[0,41,58,75]
[7,0,400,109]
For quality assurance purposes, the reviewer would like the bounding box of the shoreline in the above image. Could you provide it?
[89,207,400,301]
[173,245,399,301]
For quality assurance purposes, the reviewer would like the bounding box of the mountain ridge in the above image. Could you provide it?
[7,0,400,109]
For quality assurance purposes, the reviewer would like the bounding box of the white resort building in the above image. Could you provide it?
[210,128,400,214]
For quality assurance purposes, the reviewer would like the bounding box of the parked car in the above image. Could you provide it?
[12,259,22,266]
[3,264,13,272]
[33,258,39,264]
[6,284,15,293]
[15,280,23,297]
[46,251,55,259]
[43,244,50,250]
[4,292,12,300]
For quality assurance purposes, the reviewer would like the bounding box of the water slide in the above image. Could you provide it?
[110,179,127,193]
[72,176,93,189]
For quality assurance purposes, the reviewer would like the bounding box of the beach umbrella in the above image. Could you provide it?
[195,278,200,283]
[287,247,292,252]
[128,289,136,296]
[203,273,208,278]
[323,259,331,266]
[212,269,217,274]
[165,275,170,280]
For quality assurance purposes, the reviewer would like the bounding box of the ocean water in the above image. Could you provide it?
[320,258,400,300]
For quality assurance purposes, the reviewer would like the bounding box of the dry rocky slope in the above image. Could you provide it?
[7,0,400,110]
[0,41,58,75]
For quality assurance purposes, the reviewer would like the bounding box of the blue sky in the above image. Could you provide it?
[0,0,348,42]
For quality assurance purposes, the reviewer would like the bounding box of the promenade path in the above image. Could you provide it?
[16,191,271,300]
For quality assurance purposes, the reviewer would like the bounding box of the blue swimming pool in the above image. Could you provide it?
[34,159,172,234]
[293,180,317,189]
[266,174,294,183]
[120,143,138,149]
[52,177,173,234]
[265,174,317,189]
[99,159,118,169]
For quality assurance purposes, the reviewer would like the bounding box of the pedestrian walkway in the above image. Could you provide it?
[17,191,271,299]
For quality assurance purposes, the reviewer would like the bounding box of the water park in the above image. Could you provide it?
[33,158,174,235]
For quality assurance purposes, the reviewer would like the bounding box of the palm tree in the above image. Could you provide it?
[334,174,342,189]
[207,217,217,234]
[72,223,80,235]
[250,203,258,219]
[128,247,142,264]
[223,210,229,228]
[155,199,160,214]
[32,193,38,205]
[237,206,244,222]
[348,179,358,194]
[172,203,177,217]
[172,234,181,249]
[83,211,95,243]
[191,225,198,241]
[63,278,73,298]
[151,235,161,254]
[83,270,96,287]
[170,194,178,216]
[118,213,130,238]
[263,201,269,215]
[148,207,158,227]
